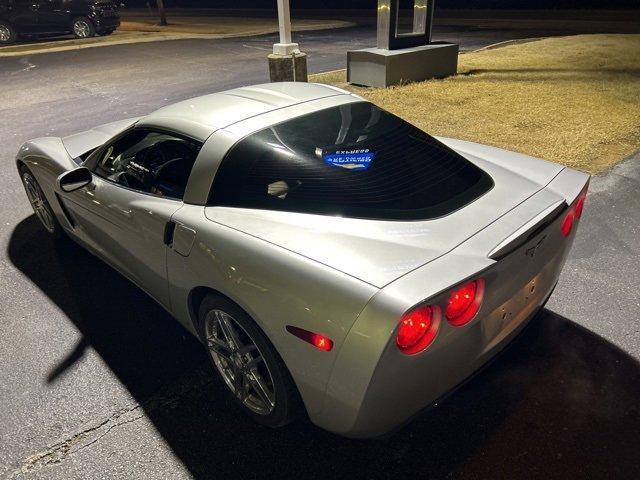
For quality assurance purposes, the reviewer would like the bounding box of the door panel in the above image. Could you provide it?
[61,176,182,308]
[62,127,203,309]
[36,0,70,32]
[9,1,40,30]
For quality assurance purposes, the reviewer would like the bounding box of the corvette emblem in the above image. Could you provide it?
[526,235,547,258]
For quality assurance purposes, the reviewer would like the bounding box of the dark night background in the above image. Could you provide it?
[125,1,640,9]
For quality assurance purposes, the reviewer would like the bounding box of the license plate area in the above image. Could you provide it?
[480,230,569,353]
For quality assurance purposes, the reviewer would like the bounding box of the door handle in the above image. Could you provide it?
[163,220,176,246]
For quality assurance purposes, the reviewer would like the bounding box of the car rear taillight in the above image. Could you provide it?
[574,186,587,219]
[445,279,485,327]
[396,305,440,355]
[396,278,485,354]
[561,183,589,237]
[560,211,574,237]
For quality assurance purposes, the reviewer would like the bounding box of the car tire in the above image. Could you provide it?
[0,21,18,45]
[198,294,302,428]
[71,16,96,39]
[19,166,64,240]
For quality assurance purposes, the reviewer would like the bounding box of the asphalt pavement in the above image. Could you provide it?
[1,18,639,480]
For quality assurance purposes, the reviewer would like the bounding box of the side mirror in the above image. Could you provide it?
[57,167,93,193]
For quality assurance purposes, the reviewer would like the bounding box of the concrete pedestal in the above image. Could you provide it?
[347,43,459,87]
[268,52,308,82]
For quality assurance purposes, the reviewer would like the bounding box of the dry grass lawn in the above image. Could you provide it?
[311,34,640,174]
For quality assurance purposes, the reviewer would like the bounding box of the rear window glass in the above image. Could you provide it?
[209,102,493,220]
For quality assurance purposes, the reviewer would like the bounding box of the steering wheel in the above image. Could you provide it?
[122,146,169,190]
[113,170,145,190]
[152,157,186,182]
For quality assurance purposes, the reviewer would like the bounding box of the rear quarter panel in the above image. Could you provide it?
[167,204,379,416]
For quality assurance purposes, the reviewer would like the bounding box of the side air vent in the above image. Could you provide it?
[55,193,76,228]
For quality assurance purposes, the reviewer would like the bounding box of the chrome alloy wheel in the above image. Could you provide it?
[22,172,55,233]
[73,19,91,38]
[0,25,10,42]
[205,309,276,415]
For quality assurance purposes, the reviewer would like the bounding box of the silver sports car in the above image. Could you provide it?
[16,82,589,438]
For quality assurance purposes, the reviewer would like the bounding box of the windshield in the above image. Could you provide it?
[209,102,493,220]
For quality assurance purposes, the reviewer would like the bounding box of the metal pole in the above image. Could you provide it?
[277,0,292,45]
[273,0,298,55]
[269,0,307,82]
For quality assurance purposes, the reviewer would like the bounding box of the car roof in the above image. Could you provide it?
[136,82,350,141]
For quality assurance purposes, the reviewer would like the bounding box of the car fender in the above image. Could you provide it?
[16,137,78,226]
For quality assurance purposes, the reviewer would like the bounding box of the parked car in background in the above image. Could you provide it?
[0,0,120,44]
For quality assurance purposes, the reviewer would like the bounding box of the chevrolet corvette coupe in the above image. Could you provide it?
[16,82,589,438]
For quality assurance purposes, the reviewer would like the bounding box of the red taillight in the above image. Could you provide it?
[286,325,333,352]
[561,211,574,237]
[561,183,588,237]
[574,187,588,219]
[396,305,440,355]
[445,279,485,326]
[574,197,584,219]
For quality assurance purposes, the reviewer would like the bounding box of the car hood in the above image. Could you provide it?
[205,140,564,288]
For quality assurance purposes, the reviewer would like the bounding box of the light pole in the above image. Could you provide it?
[274,0,296,55]
[268,0,308,82]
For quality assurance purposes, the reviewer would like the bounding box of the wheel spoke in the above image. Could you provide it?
[243,354,264,371]
[205,309,276,415]
[0,27,10,42]
[233,366,247,400]
[246,370,274,408]
[23,175,54,232]
[237,344,257,356]
[39,206,54,230]
[26,183,38,202]
[207,336,232,360]
[216,311,243,349]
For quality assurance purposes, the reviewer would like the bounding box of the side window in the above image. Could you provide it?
[95,130,202,200]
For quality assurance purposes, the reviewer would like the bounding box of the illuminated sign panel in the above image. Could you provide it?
[323,149,375,171]
[378,0,435,50]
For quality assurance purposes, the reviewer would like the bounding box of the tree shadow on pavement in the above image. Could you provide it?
[8,215,640,479]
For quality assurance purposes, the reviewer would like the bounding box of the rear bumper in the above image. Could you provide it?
[336,254,565,438]
[381,293,552,437]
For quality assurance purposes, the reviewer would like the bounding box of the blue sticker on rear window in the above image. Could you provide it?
[323,149,374,171]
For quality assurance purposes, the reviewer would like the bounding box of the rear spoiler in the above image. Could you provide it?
[488,200,567,260]
[488,166,590,260]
